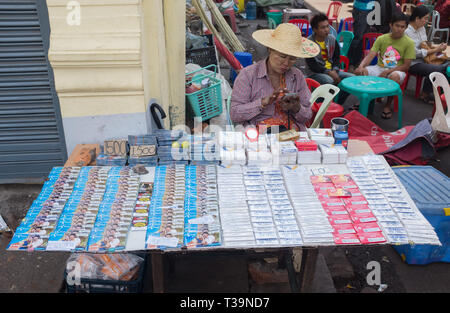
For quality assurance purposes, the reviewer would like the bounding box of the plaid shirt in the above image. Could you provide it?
[230,58,312,131]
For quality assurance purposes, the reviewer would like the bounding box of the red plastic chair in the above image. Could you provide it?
[340,55,349,72]
[288,19,310,37]
[327,1,343,29]
[362,32,382,57]
[393,72,410,112]
[306,78,344,128]
[306,78,320,92]
[408,73,424,99]
[342,17,354,32]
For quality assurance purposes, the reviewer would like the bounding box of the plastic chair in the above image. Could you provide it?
[336,30,354,57]
[222,7,238,33]
[430,72,450,133]
[326,1,343,30]
[340,55,349,72]
[341,17,354,32]
[363,32,382,65]
[407,72,424,99]
[288,18,310,37]
[329,25,338,39]
[306,77,320,92]
[309,84,341,128]
[226,93,235,131]
[393,72,410,112]
[428,10,449,43]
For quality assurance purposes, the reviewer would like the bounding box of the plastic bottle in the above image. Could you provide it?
[246,1,257,20]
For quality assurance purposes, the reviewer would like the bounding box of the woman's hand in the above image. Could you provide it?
[280,93,300,113]
[261,88,288,109]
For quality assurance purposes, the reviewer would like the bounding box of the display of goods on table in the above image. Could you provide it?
[7,156,441,252]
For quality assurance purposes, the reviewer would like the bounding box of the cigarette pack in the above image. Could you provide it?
[294,139,318,151]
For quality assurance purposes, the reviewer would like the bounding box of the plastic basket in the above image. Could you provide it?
[186,34,218,68]
[65,253,147,293]
[186,65,223,121]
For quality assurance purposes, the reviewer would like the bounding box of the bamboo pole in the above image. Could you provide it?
[164,0,186,127]
[192,0,231,52]
[204,0,245,52]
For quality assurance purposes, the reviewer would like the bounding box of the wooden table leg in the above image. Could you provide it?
[151,252,165,293]
[298,247,319,293]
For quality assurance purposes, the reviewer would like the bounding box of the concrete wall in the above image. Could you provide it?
[47,0,185,155]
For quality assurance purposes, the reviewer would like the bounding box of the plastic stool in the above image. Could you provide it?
[282,8,312,23]
[222,7,238,33]
[311,101,344,128]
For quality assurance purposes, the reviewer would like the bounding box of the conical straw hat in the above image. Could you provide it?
[252,23,320,58]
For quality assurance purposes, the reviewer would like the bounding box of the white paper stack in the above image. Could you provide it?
[220,148,246,166]
[219,131,245,150]
[246,134,272,166]
[298,131,309,139]
[217,165,256,247]
[282,166,334,245]
[308,128,335,145]
[272,141,298,165]
[335,145,348,163]
[319,144,340,164]
[297,150,322,164]
[245,134,269,152]
[247,150,273,166]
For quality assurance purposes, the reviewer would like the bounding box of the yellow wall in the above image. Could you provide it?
[47,0,184,122]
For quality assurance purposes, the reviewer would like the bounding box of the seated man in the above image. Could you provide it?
[354,12,416,119]
[306,13,354,105]
[231,23,320,132]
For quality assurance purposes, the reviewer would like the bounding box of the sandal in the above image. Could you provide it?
[349,104,359,111]
[420,94,435,105]
[381,110,393,119]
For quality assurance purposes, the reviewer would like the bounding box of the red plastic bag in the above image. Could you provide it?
[345,110,414,154]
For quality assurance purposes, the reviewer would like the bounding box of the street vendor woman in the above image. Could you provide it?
[230,23,320,132]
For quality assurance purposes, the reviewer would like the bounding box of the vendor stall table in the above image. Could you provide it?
[60,140,374,293]
[338,76,403,129]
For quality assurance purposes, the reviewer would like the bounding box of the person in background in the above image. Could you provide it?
[348,0,375,70]
[405,5,449,105]
[231,23,320,132]
[354,12,416,119]
[306,13,354,105]
[434,0,450,29]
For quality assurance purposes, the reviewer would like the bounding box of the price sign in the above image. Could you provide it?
[104,139,127,156]
[129,145,156,157]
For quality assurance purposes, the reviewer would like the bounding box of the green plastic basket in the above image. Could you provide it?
[186,65,223,121]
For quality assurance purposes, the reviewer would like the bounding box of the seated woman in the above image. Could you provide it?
[230,23,320,132]
[405,5,449,105]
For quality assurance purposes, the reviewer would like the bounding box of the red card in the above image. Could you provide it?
[332,223,356,235]
[330,174,353,185]
[354,222,382,234]
[346,205,372,215]
[334,233,361,245]
[358,232,386,244]
[350,211,377,224]
[311,175,332,184]
[327,188,352,198]
[328,214,353,226]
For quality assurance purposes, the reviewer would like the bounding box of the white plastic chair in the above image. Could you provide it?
[428,10,449,43]
[430,72,450,133]
[309,84,341,128]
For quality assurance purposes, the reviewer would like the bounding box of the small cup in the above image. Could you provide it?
[331,117,349,133]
